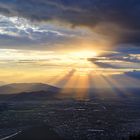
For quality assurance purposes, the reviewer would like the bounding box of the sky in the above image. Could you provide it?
[0,0,140,89]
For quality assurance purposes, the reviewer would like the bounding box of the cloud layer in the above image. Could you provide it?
[0,0,140,45]
[88,49,140,69]
[0,14,89,49]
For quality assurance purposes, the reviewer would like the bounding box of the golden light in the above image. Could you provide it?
[69,50,98,59]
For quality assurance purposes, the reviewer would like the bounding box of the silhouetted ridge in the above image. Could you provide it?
[0,83,60,95]
[10,90,59,101]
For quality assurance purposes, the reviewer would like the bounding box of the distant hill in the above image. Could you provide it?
[0,83,60,95]
[7,90,60,101]
[5,125,65,140]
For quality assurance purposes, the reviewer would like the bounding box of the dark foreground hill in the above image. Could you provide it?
[0,90,61,101]
[0,83,59,95]
[0,83,61,101]
[5,125,65,140]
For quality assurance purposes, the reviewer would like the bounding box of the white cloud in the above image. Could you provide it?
[0,14,88,49]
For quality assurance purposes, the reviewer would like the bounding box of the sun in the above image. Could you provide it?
[69,50,97,59]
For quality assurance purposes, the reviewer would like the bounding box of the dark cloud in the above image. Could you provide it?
[88,49,140,69]
[125,71,140,79]
[116,46,140,54]
[0,0,140,44]
[94,62,120,69]
[88,52,140,64]
[105,54,140,63]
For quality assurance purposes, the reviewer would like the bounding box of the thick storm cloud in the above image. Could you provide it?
[0,0,140,44]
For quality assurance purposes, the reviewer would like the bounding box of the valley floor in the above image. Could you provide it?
[0,97,140,140]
